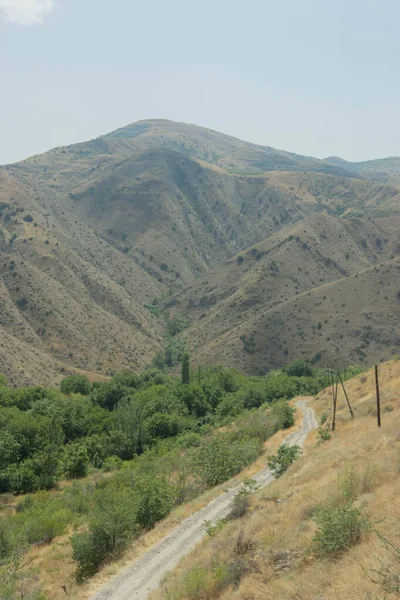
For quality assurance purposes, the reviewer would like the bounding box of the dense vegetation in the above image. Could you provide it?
[0,361,361,595]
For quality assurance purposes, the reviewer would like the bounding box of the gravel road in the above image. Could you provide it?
[89,398,317,600]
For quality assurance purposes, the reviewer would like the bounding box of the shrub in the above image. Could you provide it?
[22,505,69,545]
[312,503,369,557]
[135,476,175,529]
[62,443,89,478]
[270,401,295,429]
[145,412,181,440]
[72,483,138,581]
[284,360,313,377]
[193,436,260,487]
[317,427,331,443]
[60,375,91,395]
[267,444,301,477]
[9,463,40,494]
[228,489,250,519]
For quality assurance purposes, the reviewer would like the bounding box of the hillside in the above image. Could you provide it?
[325,155,400,188]
[168,212,400,372]
[150,359,400,600]
[1,119,400,384]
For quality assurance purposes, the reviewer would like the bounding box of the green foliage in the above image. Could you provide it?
[0,360,360,584]
[0,551,45,600]
[228,488,250,519]
[317,426,331,442]
[72,483,138,581]
[284,360,313,377]
[135,476,175,529]
[270,401,295,429]
[60,375,91,395]
[312,503,369,557]
[240,333,256,354]
[165,314,188,337]
[145,413,182,440]
[192,436,261,486]
[62,443,89,478]
[267,444,301,477]
[181,353,190,385]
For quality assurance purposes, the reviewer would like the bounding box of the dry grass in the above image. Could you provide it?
[21,403,302,600]
[150,360,400,600]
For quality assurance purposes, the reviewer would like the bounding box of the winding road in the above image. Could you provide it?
[89,398,317,600]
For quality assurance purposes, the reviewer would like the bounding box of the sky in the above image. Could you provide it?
[1,0,400,164]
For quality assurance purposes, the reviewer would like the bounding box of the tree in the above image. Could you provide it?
[284,360,313,378]
[62,443,89,478]
[60,375,91,395]
[135,476,175,529]
[145,413,181,440]
[181,354,190,385]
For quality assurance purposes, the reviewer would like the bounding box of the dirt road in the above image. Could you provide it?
[89,398,317,600]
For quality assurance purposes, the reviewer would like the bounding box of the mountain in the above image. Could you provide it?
[166,212,400,372]
[324,155,400,188]
[1,119,400,385]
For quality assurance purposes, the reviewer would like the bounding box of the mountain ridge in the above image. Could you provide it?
[1,119,400,385]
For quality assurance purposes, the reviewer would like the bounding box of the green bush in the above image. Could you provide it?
[62,443,89,478]
[60,375,91,395]
[72,483,138,581]
[270,401,295,429]
[135,477,175,529]
[312,503,369,557]
[284,360,313,377]
[228,489,250,519]
[193,436,260,486]
[317,426,331,442]
[267,444,301,477]
[21,504,69,545]
[145,412,181,440]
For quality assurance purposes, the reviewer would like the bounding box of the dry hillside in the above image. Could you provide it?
[151,359,400,600]
[169,212,400,373]
[2,119,400,384]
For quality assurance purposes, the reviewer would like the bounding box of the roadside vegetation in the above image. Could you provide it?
[150,360,400,600]
[0,359,356,597]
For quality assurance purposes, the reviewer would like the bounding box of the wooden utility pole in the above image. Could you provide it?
[331,369,338,432]
[375,365,381,427]
[337,370,354,419]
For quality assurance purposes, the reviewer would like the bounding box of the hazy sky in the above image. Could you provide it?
[1,0,400,164]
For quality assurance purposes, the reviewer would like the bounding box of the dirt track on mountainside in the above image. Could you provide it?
[89,398,318,600]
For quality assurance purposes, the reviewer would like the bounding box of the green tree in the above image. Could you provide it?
[284,360,313,378]
[62,443,89,478]
[181,354,190,385]
[60,375,91,395]
[145,413,181,440]
[135,476,175,529]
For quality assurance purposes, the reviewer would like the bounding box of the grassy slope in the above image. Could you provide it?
[151,359,400,600]
[171,213,400,373]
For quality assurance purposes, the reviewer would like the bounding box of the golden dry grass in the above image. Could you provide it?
[150,360,400,600]
[22,403,302,600]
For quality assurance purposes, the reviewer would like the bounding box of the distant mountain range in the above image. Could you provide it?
[1,119,400,385]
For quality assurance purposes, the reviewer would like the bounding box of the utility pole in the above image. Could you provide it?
[331,369,338,432]
[375,365,381,427]
[337,370,354,419]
